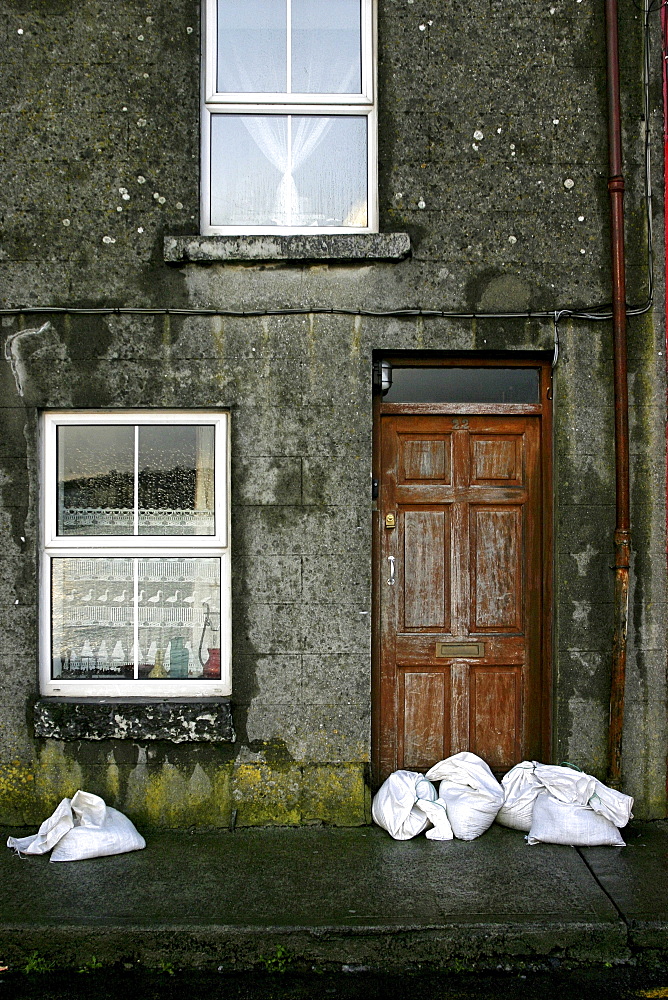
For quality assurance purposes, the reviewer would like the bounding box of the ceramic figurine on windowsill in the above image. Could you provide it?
[202,647,221,678]
[169,636,189,678]
[148,648,167,679]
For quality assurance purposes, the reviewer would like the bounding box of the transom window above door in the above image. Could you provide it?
[379,365,541,404]
[202,0,376,234]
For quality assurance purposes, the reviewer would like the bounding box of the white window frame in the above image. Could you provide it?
[40,410,231,699]
[201,0,377,235]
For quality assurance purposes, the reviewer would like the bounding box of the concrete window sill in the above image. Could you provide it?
[163,232,411,263]
[34,699,235,744]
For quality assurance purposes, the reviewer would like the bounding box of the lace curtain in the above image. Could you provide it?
[216,0,364,226]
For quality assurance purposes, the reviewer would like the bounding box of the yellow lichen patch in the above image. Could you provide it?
[637,989,668,998]
[123,748,150,820]
[0,758,37,824]
[137,762,190,828]
[210,765,233,826]
[301,764,368,826]
[122,754,233,829]
[105,762,121,805]
[188,762,212,806]
[232,763,301,827]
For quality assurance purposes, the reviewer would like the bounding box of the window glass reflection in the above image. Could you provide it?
[138,426,215,536]
[383,368,540,404]
[56,424,215,537]
[292,0,362,94]
[210,114,367,228]
[57,426,134,536]
[217,0,286,93]
[217,0,362,95]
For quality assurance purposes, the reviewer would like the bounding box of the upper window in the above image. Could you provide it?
[40,412,230,699]
[202,0,376,234]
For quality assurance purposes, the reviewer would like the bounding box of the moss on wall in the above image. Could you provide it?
[0,745,369,829]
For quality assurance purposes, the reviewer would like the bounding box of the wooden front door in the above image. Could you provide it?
[373,379,551,781]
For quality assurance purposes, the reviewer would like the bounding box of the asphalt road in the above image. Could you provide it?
[2,967,668,1000]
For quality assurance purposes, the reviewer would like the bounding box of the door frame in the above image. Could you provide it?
[371,353,554,784]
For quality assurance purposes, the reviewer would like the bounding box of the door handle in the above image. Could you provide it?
[387,555,396,585]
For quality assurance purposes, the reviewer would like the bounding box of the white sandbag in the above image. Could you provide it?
[419,798,454,841]
[7,797,74,855]
[372,770,449,840]
[497,761,633,833]
[7,790,145,862]
[425,752,504,840]
[533,763,596,806]
[537,765,632,827]
[527,793,625,847]
[588,779,633,828]
[496,761,542,832]
[51,808,145,862]
[71,789,107,826]
[496,761,594,832]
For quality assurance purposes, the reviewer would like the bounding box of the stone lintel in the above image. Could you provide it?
[34,699,235,743]
[163,232,411,263]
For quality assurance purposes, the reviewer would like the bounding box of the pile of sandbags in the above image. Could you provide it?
[497,760,633,847]
[372,753,633,847]
[373,752,502,842]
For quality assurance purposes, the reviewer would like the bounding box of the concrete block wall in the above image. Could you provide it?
[0,0,665,824]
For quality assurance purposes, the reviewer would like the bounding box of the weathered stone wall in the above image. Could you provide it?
[0,0,665,824]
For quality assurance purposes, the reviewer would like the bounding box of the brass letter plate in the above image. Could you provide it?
[435,642,485,658]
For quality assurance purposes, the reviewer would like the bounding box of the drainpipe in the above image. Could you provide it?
[605,0,630,789]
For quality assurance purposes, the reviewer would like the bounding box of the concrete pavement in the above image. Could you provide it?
[1,821,666,972]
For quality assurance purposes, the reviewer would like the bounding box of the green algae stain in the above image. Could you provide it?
[2,747,368,830]
[301,765,368,827]
[122,754,234,828]
[34,743,83,815]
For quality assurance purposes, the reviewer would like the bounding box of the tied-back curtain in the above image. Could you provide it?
[219,0,361,225]
[239,115,332,225]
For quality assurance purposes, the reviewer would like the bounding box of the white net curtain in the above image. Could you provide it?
[211,0,368,228]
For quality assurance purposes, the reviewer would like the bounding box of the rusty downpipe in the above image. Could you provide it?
[605,0,630,789]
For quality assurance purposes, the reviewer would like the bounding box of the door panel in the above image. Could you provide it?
[399,669,450,771]
[403,509,450,630]
[469,666,521,769]
[377,411,545,779]
[400,435,452,483]
[471,506,522,630]
[470,435,523,484]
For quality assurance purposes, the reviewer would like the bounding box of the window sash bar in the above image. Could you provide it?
[133,424,139,536]
[286,0,292,94]
[132,560,139,680]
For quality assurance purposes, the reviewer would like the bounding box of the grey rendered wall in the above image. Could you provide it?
[0,0,665,823]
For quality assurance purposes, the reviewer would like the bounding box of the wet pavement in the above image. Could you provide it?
[1,821,667,973]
